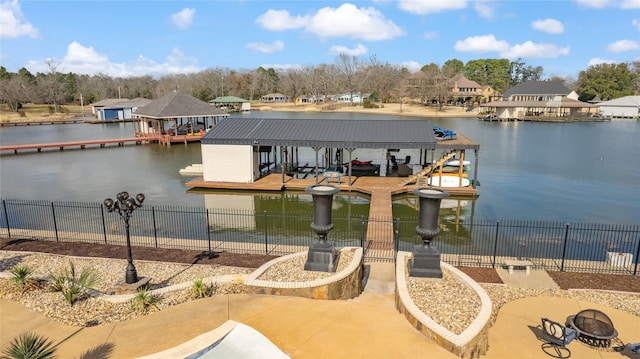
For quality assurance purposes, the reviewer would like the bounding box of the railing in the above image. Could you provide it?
[1,199,638,275]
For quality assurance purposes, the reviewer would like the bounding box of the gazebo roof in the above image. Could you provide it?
[133,92,228,119]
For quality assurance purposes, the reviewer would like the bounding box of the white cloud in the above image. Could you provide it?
[255,9,308,31]
[0,0,38,38]
[398,61,422,73]
[607,39,640,52]
[531,18,564,34]
[246,40,285,54]
[501,41,570,59]
[256,4,405,41]
[25,42,200,77]
[633,19,640,31]
[328,43,368,56]
[398,0,467,14]
[576,0,640,8]
[259,63,303,71]
[455,34,569,59]
[587,57,617,67]
[171,8,195,29]
[474,1,496,19]
[454,34,510,53]
[423,31,437,40]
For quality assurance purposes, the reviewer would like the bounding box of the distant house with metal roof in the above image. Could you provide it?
[261,93,290,102]
[597,96,640,119]
[92,98,153,120]
[480,81,597,121]
[210,96,251,112]
[332,92,371,104]
[132,91,228,144]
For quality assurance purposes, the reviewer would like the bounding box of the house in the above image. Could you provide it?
[597,96,640,119]
[480,80,596,120]
[92,98,152,120]
[332,92,371,104]
[447,74,493,104]
[210,96,251,112]
[132,91,229,144]
[91,98,129,117]
[261,93,290,102]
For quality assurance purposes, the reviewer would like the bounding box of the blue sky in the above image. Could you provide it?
[1,0,639,79]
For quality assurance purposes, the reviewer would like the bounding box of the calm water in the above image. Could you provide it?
[1,112,639,224]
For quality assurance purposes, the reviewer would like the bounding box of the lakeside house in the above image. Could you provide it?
[596,96,640,119]
[261,93,290,102]
[479,80,597,121]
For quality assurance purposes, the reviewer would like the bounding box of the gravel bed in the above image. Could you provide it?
[1,250,638,331]
[258,250,354,282]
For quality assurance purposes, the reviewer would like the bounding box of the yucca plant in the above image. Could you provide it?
[10,264,36,292]
[48,261,98,305]
[131,288,160,314]
[190,278,213,299]
[1,332,57,359]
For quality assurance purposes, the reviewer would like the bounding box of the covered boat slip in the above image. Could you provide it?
[194,117,480,196]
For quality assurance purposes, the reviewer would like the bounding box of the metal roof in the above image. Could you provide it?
[503,81,572,98]
[201,118,437,149]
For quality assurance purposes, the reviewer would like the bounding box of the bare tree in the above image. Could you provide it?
[335,53,362,104]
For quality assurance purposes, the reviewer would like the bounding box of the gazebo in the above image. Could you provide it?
[132,92,229,144]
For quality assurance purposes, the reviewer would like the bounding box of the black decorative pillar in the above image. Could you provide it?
[104,191,145,284]
[304,184,340,272]
[409,187,449,278]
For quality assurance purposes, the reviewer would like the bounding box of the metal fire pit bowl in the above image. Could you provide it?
[567,309,618,348]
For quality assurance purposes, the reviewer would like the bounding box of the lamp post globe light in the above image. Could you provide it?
[104,191,145,284]
[409,187,449,278]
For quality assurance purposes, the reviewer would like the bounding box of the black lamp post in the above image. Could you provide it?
[104,191,145,284]
[409,187,449,278]
[304,184,340,272]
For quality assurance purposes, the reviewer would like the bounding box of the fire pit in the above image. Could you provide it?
[566,309,618,348]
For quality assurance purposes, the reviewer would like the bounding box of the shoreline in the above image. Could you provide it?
[251,102,480,118]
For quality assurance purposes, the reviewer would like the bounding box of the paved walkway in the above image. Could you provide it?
[2,264,639,359]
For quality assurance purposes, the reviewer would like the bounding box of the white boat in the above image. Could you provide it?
[445,160,470,167]
[428,175,470,187]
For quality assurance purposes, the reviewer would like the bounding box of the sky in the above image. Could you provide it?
[0,0,639,79]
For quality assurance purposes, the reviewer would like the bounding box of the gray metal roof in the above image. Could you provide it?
[133,91,228,119]
[503,81,571,98]
[201,118,437,149]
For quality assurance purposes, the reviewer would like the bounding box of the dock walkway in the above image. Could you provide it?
[0,138,151,154]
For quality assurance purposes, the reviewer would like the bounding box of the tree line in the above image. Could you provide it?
[0,55,638,113]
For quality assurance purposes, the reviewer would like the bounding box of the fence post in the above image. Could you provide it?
[492,220,500,268]
[51,202,59,241]
[100,204,107,244]
[560,223,570,271]
[264,211,268,255]
[3,200,11,238]
[394,217,400,257]
[633,230,640,276]
[205,208,211,252]
[152,207,158,248]
[359,215,365,249]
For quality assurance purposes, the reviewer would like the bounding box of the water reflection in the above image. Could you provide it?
[392,193,475,246]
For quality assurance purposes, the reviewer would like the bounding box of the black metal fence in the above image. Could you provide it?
[1,199,639,275]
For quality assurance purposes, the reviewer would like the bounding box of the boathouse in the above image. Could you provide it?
[197,118,480,195]
[597,96,640,119]
[480,81,597,121]
[210,96,251,112]
[132,91,229,144]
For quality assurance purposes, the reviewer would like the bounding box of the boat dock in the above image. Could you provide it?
[0,138,151,154]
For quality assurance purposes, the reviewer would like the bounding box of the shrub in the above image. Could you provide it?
[48,261,98,305]
[131,288,160,314]
[190,278,214,299]
[2,332,57,359]
[18,110,26,117]
[10,264,36,292]
[362,99,379,109]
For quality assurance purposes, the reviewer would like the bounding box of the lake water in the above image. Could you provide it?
[1,112,638,224]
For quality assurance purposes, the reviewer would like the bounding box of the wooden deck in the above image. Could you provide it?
[0,138,152,154]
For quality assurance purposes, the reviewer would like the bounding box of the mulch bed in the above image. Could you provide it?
[2,238,639,293]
